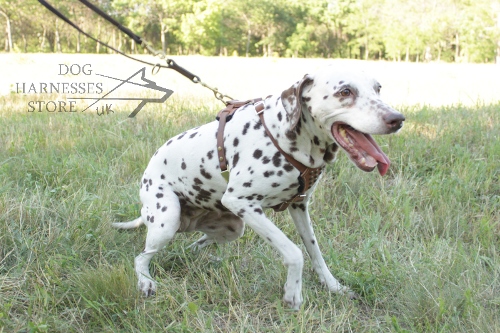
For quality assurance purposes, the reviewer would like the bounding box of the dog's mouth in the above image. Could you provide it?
[331,122,390,176]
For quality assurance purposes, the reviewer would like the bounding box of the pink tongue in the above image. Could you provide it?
[344,127,391,176]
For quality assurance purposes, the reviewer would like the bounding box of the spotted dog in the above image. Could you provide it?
[113,66,405,310]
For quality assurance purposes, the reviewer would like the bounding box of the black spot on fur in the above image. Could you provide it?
[150,216,155,223]
[207,150,214,159]
[157,203,161,209]
[189,132,198,139]
[254,208,263,214]
[166,140,173,146]
[162,206,168,212]
[309,156,315,165]
[161,174,165,179]
[228,187,234,192]
[253,120,262,130]
[242,122,251,135]
[233,137,239,147]
[285,130,297,141]
[194,178,203,185]
[263,171,275,177]
[283,163,294,172]
[311,239,315,244]
[143,178,148,184]
[271,183,280,188]
[177,132,187,140]
[313,136,320,146]
[277,112,282,121]
[262,156,271,164]
[196,189,212,202]
[181,161,186,170]
[149,179,153,186]
[272,152,281,167]
[200,168,212,179]
[237,209,246,218]
[232,152,240,168]
[243,181,252,187]
[156,193,163,198]
[253,149,263,159]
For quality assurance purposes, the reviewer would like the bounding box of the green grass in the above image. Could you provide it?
[0,94,499,332]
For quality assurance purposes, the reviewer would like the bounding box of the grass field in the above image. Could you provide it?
[1,55,499,332]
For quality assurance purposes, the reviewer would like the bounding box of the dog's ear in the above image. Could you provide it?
[281,74,314,131]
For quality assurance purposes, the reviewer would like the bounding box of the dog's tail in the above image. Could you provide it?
[112,217,144,229]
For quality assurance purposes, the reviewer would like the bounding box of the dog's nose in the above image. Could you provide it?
[383,112,405,131]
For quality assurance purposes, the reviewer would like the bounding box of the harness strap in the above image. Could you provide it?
[216,99,324,212]
[255,102,324,211]
[216,99,262,181]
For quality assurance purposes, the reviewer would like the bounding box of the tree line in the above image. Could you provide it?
[1,0,499,63]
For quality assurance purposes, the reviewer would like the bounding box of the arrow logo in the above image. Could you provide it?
[71,67,173,117]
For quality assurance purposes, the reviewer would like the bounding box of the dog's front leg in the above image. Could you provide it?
[288,202,349,295]
[221,195,304,310]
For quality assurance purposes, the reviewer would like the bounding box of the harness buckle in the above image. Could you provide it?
[255,101,265,115]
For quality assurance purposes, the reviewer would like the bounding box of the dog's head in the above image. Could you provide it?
[281,66,405,176]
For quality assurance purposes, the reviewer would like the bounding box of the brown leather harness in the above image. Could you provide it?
[216,99,324,212]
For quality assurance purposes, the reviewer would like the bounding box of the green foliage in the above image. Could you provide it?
[0,0,499,62]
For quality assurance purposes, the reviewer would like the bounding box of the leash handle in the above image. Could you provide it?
[166,59,200,83]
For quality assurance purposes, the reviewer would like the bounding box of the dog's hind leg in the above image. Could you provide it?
[135,189,181,296]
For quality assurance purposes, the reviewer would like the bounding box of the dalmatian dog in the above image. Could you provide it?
[113,65,405,310]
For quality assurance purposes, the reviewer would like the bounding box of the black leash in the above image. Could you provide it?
[38,0,233,103]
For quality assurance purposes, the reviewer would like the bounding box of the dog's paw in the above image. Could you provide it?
[347,290,360,300]
[283,284,303,310]
[138,278,156,297]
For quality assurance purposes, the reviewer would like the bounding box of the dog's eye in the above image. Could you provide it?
[377,86,382,94]
[340,89,351,97]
